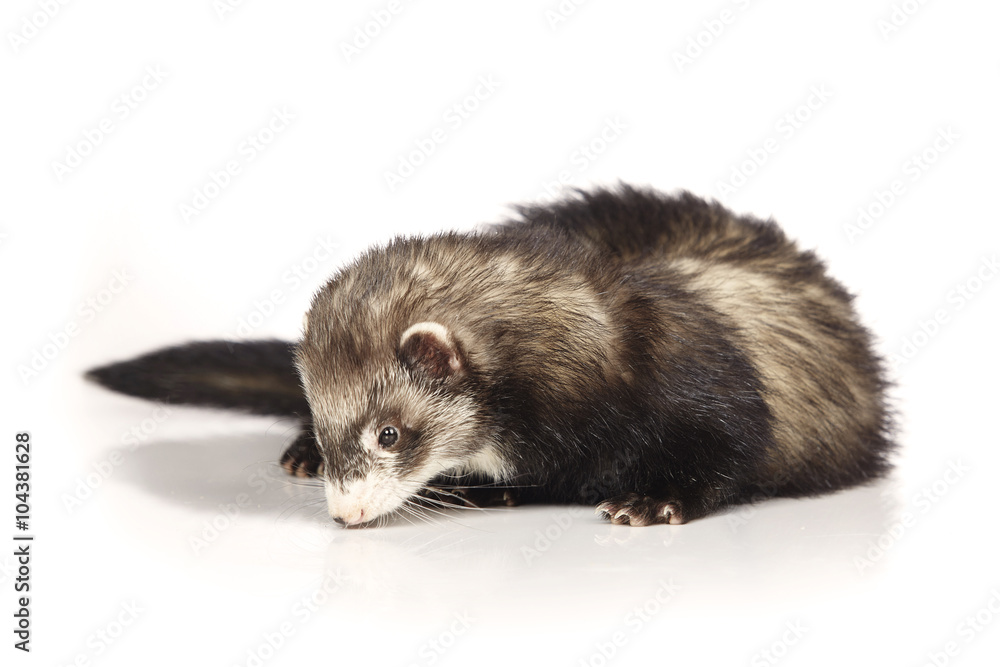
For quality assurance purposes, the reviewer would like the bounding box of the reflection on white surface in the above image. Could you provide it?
[109,432,900,621]
[53,370,994,667]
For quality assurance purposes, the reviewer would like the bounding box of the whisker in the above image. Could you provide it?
[418,491,511,513]
[393,505,418,527]
[401,501,436,527]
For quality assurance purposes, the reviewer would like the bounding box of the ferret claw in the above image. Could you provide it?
[279,430,324,478]
[596,493,684,526]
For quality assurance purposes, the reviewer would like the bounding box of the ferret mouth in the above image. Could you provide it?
[328,498,429,528]
[328,504,402,528]
[327,479,484,528]
[330,511,368,528]
[326,496,402,528]
[324,476,417,528]
[325,462,496,528]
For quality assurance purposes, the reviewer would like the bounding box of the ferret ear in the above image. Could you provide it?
[399,322,465,381]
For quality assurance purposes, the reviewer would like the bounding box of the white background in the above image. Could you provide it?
[2,1,999,665]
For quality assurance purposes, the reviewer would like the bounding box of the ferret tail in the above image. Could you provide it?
[85,340,309,418]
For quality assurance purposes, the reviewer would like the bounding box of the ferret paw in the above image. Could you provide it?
[596,493,685,526]
[279,431,324,478]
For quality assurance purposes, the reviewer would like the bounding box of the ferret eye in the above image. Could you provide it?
[378,426,399,448]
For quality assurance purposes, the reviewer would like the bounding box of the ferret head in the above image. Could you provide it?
[296,311,505,527]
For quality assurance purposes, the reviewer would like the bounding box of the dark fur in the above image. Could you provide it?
[86,340,307,416]
[87,185,894,525]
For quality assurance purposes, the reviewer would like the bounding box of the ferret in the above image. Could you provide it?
[87,185,894,527]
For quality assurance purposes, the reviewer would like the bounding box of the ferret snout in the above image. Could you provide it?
[324,480,368,526]
[330,510,365,527]
[324,473,404,527]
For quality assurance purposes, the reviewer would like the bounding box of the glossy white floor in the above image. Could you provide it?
[37,373,997,667]
[4,2,999,665]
